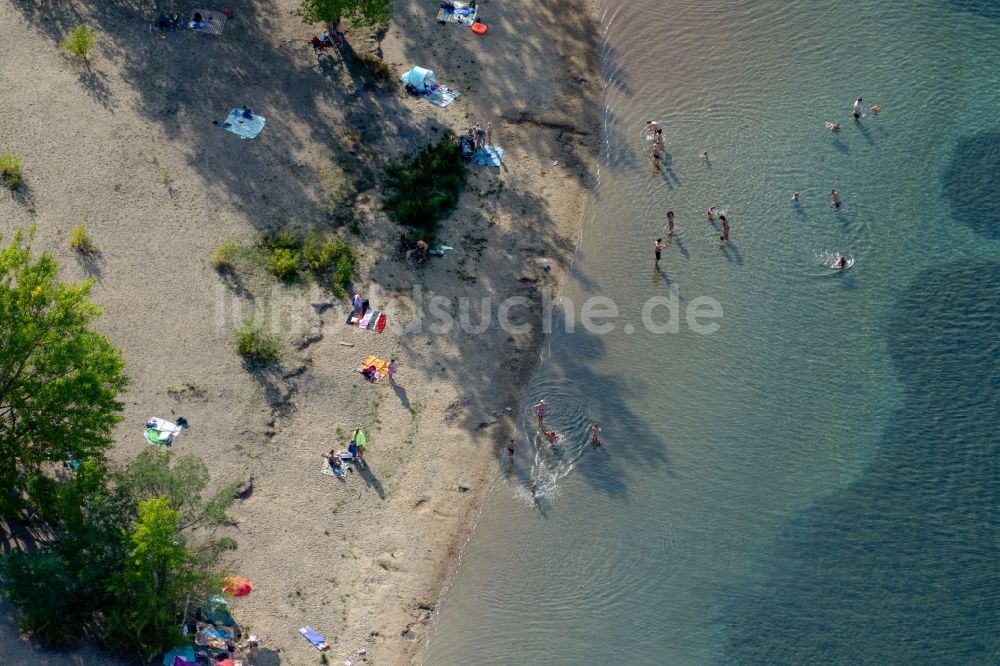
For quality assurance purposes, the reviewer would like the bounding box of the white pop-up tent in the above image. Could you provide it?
[401,66,437,91]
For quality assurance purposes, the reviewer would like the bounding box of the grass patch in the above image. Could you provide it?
[0,153,23,190]
[383,140,466,241]
[236,320,279,365]
[60,24,96,60]
[68,223,98,255]
[211,239,239,271]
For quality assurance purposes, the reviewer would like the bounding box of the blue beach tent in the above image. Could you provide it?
[401,66,437,91]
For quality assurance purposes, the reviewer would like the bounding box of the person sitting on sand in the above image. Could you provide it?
[327,450,343,474]
[416,240,429,262]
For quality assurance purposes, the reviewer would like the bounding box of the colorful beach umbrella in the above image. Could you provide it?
[222,576,253,596]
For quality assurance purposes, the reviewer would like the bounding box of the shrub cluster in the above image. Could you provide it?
[255,231,355,295]
[383,140,466,241]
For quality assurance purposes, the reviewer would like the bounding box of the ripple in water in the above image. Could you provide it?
[718,261,1000,664]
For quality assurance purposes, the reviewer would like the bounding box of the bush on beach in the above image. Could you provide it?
[69,223,98,255]
[236,320,279,365]
[383,140,467,241]
[211,239,239,271]
[60,24,96,60]
[0,152,23,189]
[303,234,355,297]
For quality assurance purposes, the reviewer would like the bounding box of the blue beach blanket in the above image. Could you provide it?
[437,3,478,24]
[299,626,330,651]
[220,108,265,139]
[473,145,503,166]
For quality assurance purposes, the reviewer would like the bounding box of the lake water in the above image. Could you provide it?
[423,0,1000,663]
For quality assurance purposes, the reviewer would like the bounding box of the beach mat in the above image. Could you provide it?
[473,145,504,167]
[188,9,227,35]
[436,3,477,24]
[299,626,330,651]
[220,108,265,140]
[426,85,460,107]
[356,355,390,382]
[346,307,387,332]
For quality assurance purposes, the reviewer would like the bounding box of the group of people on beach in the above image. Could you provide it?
[325,428,367,477]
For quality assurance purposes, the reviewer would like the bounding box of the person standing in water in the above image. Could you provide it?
[652,141,663,168]
[666,210,675,235]
[700,150,709,162]
[507,438,517,465]
[530,482,538,498]
[853,98,863,120]
[534,399,547,430]
[720,214,730,241]
[654,238,663,267]
[831,189,841,208]
[591,422,602,446]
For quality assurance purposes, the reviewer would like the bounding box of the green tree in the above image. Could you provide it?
[120,449,237,531]
[0,461,131,648]
[102,498,191,660]
[300,0,392,30]
[0,227,127,515]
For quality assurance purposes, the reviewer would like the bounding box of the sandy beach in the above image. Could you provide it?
[0,0,599,663]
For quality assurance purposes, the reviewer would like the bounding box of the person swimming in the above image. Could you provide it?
[826,122,841,131]
[792,192,800,202]
[707,206,719,220]
[834,255,848,269]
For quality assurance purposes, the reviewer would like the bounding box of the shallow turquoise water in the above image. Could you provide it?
[423,0,1000,663]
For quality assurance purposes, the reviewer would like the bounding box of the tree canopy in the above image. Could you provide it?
[300,0,392,30]
[0,227,127,514]
[1,451,235,658]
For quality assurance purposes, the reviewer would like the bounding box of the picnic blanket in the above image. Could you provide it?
[426,85,460,107]
[347,307,387,332]
[357,355,390,382]
[299,626,330,651]
[188,9,227,35]
[437,2,478,24]
[145,417,183,446]
[473,145,504,166]
[220,108,265,140]
[321,455,353,478]
[195,623,233,650]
